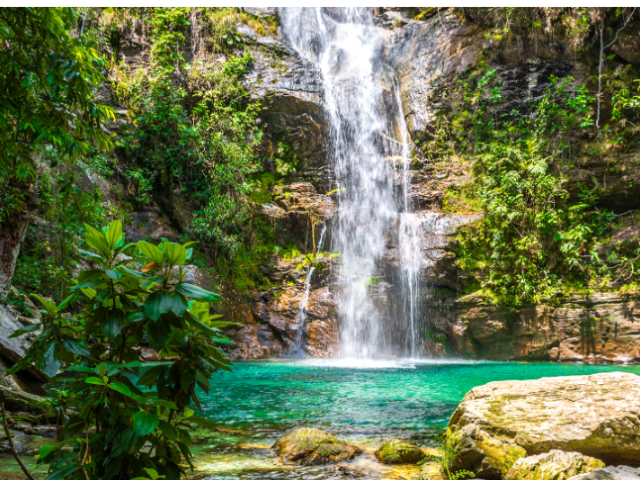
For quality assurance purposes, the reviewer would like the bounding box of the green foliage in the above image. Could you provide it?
[110,9,270,270]
[0,7,113,231]
[419,429,474,480]
[101,7,295,292]
[11,221,234,480]
[10,165,113,304]
[427,61,639,304]
[0,8,113,177]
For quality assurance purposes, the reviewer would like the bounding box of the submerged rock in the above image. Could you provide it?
[375,439,427,464]
[449,372,640,478]
[505,450,605,480]
[273,428,361,465]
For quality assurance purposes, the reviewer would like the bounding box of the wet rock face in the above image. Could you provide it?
[449,372,640,477]
[273,428,361,465]
[241,24,329,182]
[224,254,338,360]
[449,292,640,363]
[390,12,488,141]
[505,450,605,480]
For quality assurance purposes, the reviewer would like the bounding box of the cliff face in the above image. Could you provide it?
[449,292,640,364]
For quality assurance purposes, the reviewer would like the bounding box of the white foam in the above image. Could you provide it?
[281,357,489,369]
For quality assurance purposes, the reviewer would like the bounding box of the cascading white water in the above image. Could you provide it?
[280,8,423,358]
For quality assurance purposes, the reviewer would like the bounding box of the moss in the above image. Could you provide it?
[375,439,428,464]
[476,437,527,476]
[273,428,361,465]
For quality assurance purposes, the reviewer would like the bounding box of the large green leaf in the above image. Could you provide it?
[85,377,106,385]
[61,338,90,357]
[175,282,220,301]
[163,242,187,266]
[145,292,186,321]
[147,315,172,347]
[41,342,60,378]
[102,310,124,339]
[108,381,132,397]
[9,322,41,338]
[119,266,149,279]
[84,223,112,258]
[78,248,103,260]
[105,220,123,248]
[137,241,164,265]
[132,411,159,436]
[30,294,56,317]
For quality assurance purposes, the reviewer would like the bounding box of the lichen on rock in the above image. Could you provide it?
[375,439,428,464]
[505,450,605,480]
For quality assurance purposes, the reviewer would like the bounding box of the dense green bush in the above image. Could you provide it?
[12,221,233,480]
[427,60,639,304]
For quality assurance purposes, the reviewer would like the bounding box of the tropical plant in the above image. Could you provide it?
[10,220,235,480]
[419,429,474,480]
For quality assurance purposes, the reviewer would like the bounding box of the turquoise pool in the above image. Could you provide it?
[187,359,640,479]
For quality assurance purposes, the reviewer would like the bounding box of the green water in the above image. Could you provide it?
[187,359,640,479]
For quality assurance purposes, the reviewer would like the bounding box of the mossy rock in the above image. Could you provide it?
[273,428,361,465]
[504,450,605,480]
[375,439,428,464]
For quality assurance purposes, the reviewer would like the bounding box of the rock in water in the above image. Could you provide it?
[273,428,361,464]
[448,372,640,478]
[505,450,605,480]
[375,439,427,464]
[569,466,640,480]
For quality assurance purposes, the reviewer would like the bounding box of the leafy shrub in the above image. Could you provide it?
[11,221,234,480]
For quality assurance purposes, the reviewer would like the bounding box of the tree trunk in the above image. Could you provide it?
[0,177,37,300]
[0,213,30,300]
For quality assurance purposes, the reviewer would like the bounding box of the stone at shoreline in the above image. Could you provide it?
[505,450,605,480]
[569,466,640,479]
[273,428,361,465]
[449,372,640,479]
[375,439,428,464]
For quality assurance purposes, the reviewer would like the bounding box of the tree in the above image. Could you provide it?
[11,221,235,480]
[0,7,113,298]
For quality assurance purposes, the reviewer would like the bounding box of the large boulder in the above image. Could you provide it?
[569,466,640,480]
[449,372,640,478]
[273,428,361,465]
[375,439,427,464]
[505,451,605,480]
[0,305,36,365]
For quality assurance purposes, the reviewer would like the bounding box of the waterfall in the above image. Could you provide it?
[280,8,423,358]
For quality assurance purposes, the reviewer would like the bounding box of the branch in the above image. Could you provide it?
[1,402,37,480]
[596,8,637,128]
